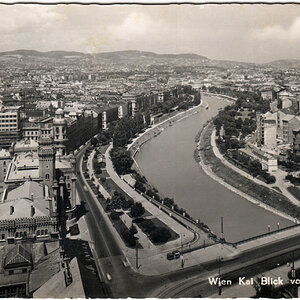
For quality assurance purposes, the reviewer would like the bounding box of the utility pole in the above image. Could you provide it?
[181,234,184,268]
[221,216,224,242]
[181,234,183,254]
[217,256,222,295]
[136,243,139,269]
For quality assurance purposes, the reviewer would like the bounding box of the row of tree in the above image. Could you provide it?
[230,150,276,184]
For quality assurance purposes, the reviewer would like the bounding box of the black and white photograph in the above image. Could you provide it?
[1,1,300,298]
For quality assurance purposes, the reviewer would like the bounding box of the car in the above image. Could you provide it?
[83,186,88,192]
[172,250,180,259]
[167,252,175,260]
[106,273,112,281]
[122,259,129,267]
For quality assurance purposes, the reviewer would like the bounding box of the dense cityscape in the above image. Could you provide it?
[2,4,300,299]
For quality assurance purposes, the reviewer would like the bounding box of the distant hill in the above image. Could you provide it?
[265,59,300,68]
[0,49,209,61]
[94,50,208,60]
[0,49,87,58]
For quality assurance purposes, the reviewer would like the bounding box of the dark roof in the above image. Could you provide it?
[4,244,32,269]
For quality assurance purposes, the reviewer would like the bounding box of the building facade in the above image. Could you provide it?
[0,106,21,148]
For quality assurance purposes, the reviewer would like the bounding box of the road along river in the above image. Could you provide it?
[135,94,293,242]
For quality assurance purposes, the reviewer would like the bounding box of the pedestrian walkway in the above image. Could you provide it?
[105,143,200,249]
[211,129,300,207]
[120,212,155,251]
[235,225,300,254]
[206,129,297,223]
[87,150,111,199]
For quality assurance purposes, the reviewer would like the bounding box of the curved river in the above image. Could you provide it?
[135,94,293,242]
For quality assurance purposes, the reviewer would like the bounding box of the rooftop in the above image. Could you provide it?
[0,148,10,158]
[6,151,39,182]
[14,139,39,152]
[0,181,50,220]
[33,257,85,298]
[4,244,32,269]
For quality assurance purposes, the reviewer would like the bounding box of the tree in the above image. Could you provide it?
[129,224,138,236]
[150,227,171,244]
[130,202,145,218]
[248,160,262,177]
[110,147,133,175]
[110,211,122,220]
[91,137,99,147]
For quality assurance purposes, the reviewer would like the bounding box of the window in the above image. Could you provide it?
[45,174,50,180]
[3,161,6,166]
[37,230,40,236]
[9,270,14,275]
[1,234,5,240]
[22,268,27,274]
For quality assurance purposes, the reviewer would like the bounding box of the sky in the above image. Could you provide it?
[1,4,300,63]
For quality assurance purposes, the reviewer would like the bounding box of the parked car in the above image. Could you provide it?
[172,250,180,259]
[167,252,175,260]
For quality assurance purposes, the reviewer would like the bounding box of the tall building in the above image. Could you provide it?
[282,115,300,144]
[0,106,21,148]
[38,137,56,190]
[0,149,11,183]
[53,108,68,156]
[293,128,300,154]
[256,112,277,149]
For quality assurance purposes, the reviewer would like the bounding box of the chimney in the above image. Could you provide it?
[30,205,35,217]
[10,205,14,215]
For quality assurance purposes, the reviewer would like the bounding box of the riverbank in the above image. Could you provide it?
[128,101,204,156]
[196,121,299,223]
[201,91,237,102]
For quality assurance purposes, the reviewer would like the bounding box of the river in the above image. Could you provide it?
[135,94,293,242]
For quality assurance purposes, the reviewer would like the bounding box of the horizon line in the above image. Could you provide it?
[1,48,299,65]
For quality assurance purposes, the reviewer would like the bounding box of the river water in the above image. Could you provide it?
[135,95,293,242]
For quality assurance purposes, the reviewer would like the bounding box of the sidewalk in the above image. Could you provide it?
[87,150,111,200]
[81,148,221,275]
[105,143,198,249]
[80,146,300,276]
[202,129,296,223]
[211,129,300,207]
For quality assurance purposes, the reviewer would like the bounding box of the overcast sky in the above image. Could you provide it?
[0,4,300,63]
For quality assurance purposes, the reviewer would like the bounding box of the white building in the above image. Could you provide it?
[256,112,277,149]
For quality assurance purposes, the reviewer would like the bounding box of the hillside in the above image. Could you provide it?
[0,49,209,62]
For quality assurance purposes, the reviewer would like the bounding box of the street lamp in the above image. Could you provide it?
[216,256,223,295]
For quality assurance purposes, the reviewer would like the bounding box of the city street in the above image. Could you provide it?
[74,145,300,298]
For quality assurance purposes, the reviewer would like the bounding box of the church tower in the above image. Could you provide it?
[38,136,55,191]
